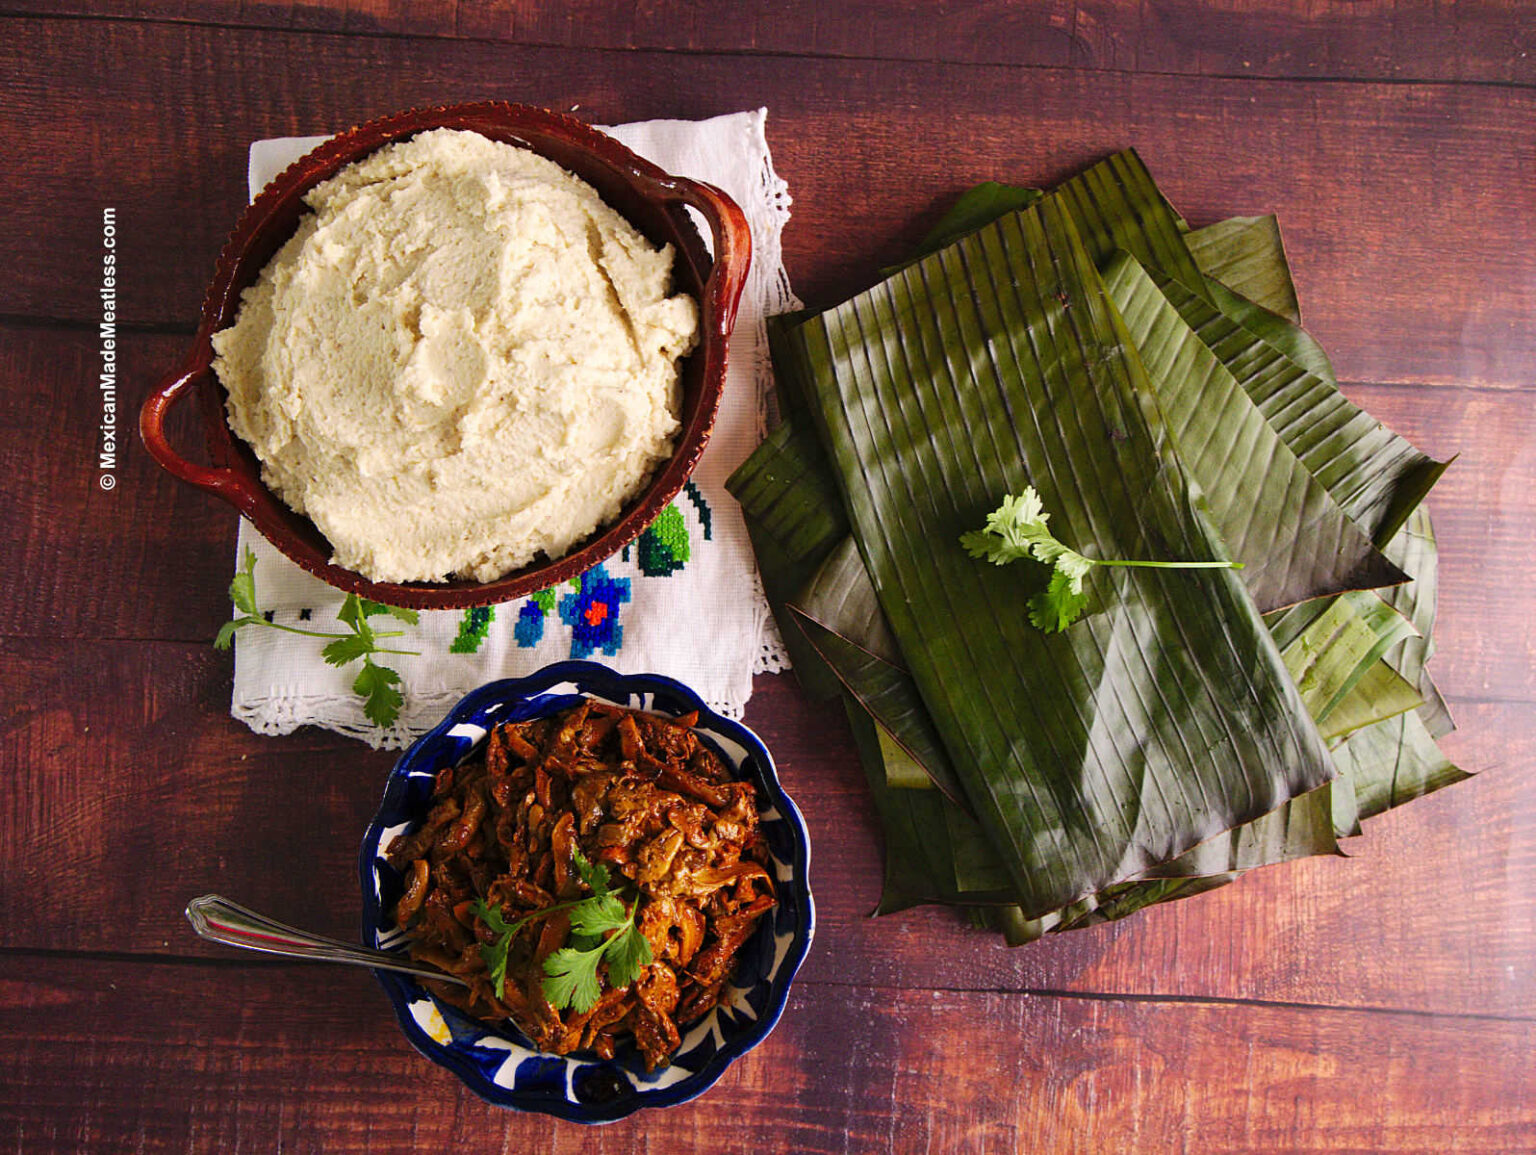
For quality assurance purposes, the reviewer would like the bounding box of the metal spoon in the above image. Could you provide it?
[184,893,468,988]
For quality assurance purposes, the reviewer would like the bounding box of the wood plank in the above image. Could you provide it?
[0,955,1531,1153]
[9,2,1535,85]
[1,628,1527,1018]
[0,326,238,642]
[2,19,1534,389]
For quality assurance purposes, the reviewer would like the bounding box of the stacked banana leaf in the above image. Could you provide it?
[726,152,1466,945]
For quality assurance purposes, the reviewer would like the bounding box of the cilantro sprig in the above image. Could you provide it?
[214,547,420,726]
[471,848,653,1014]
[962,486,1243,632]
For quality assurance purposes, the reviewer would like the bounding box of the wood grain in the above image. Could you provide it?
[1,623,1528,1019]
[3,19,1534,389]
[1,956,1531,1154]
[9,1,1535,84]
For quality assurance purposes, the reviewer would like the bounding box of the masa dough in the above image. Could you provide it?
[212,128,699,583]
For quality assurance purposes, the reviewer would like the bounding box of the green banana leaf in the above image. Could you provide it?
[1140,786,1342,878]
[1202,274,1338,387]
[1051,149,1210,296]
[800,550,1346,880]
[1278,591,1420,725]
[976,873,1244,946]
[1317,661,1423,742]
[786,196,1336,918]
[1331,709,1469,822]
[887,182,1044,274]
[1146,268,1448,546]
[1416,673,1456,741]
[793,536,902,664]
[1331,758,1364,838]
[742,162,1459,939]
[1325,505,1463,816]
[1379,506,1456,738]
[765,310,830,432]
[792,608,972,809]
[1103,252,1404,610]
[876,719,934,791]
[1181,210,1337,384]
[832,578,1340,928]
[1184,215,1301,324]
[728,420,847,560]
[842,698,1024,913]
[754,173,1355,908]
[727,419,849,702]
[1379,506,1442,691]
[1277,589,1419,743]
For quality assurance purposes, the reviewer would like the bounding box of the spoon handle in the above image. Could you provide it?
[185,893,468,988]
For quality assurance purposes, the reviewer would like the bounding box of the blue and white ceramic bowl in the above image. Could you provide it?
[358,661,815,1123]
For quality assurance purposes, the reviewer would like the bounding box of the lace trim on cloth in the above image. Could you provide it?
[745,109,798,676]
[233,682,755,751]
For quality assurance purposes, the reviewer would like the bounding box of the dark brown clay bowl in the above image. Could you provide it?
[141,103,751,610]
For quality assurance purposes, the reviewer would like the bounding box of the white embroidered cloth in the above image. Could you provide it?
[229,110,794,747]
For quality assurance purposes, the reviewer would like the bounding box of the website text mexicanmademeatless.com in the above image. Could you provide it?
[99,207,118,491]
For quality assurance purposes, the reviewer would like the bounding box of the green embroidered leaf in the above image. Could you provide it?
[449,606,495,654]
[637,503,690,576]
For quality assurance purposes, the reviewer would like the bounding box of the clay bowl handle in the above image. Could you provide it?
[139,352,263,517]
[632,172,753,340]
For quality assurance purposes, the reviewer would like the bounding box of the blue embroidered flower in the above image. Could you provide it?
[558,563,631,658]
[514,600,546,648]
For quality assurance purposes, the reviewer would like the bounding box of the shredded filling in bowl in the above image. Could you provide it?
[386,698,776,1071]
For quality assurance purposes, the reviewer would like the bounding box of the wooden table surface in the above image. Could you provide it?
[4,4,1534,1151]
